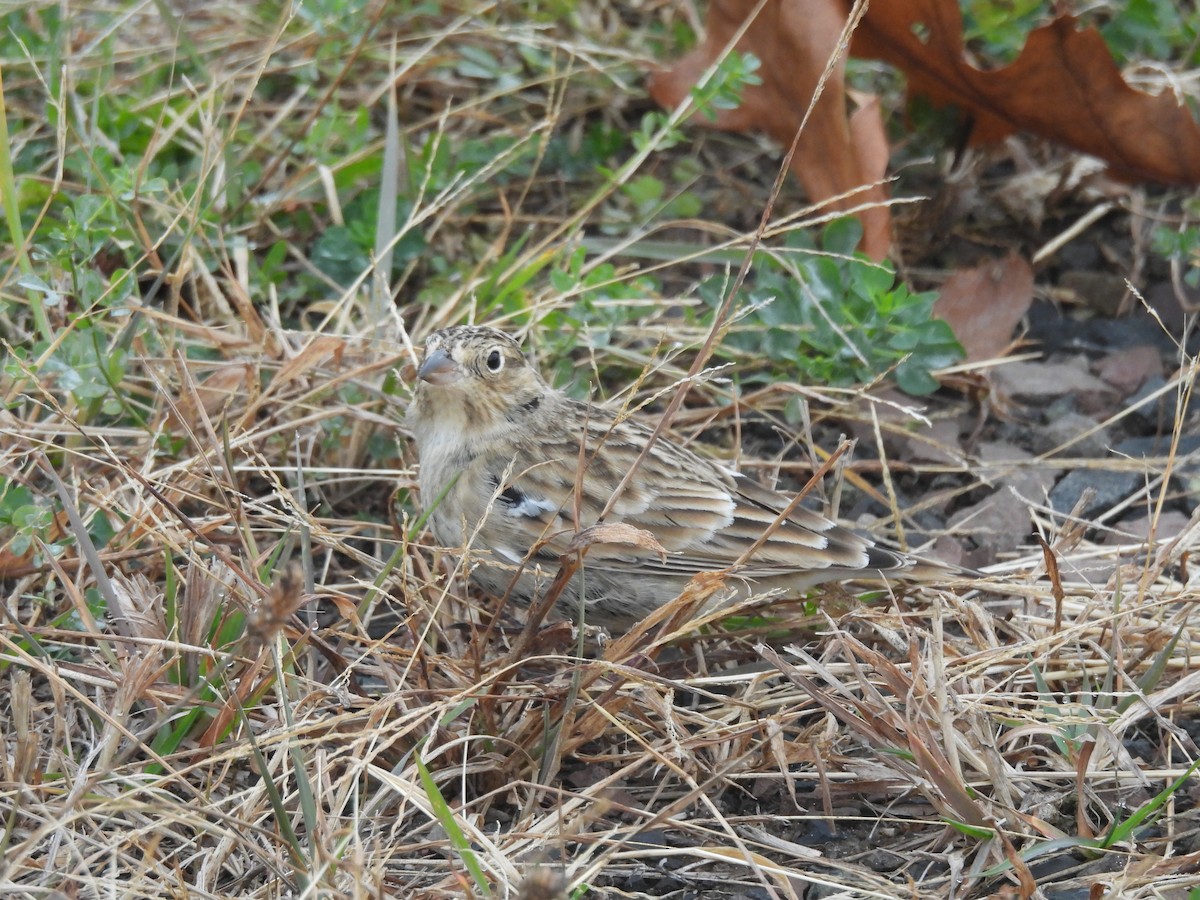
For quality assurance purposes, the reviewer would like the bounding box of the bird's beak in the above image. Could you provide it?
[417,347,460,385]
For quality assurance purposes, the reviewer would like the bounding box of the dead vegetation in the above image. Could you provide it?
[1,2,1199,898]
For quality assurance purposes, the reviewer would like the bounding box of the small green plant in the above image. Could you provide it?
[597,155,705,235]
[541,247,663,390]
[1097,0,1198,65]
[0,482,57,561]
[700,218,963,399]
[689,49,761,121]
[310,192,426,288]
[414,742,493,898]
[983,754,1200,879]
[617,172,703,223]
[631,109,683,155]
[633,49,761,154]
[962,0,1198,66]
[961,0,1047,62]
[0,478,111,571]
[1152,216,1200,289]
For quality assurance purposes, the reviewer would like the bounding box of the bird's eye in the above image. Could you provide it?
[486,349,504,372]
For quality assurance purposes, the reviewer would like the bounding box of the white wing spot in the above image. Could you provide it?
[507,494,557,519]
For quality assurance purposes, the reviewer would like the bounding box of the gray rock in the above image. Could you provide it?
[1125,376,1200,433]
[948,488,1037,567]
[1030,410,1111,458]
[1103,510,1192,547]
[1049,468,1142,518]
[1113,433,1200,465]
[1049,434,1200,517]
[991,356,1120,416]
[975,440,1061,497]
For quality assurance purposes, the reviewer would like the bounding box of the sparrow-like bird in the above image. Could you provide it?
[406,325,916,629]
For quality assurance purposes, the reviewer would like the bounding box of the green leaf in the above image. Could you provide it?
[311,226,367,287]
[414,746,493,897]
[623,175,664,206]
[895,361,941,396]
[821,217,863,256]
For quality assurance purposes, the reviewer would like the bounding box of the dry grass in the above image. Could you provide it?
[2,2,1199,898]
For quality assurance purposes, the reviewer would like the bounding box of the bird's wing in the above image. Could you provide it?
[470,417,735,565]
[719,473,909,577]
[472,416,906,584]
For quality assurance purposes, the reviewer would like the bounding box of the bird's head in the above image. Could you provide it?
[411,325,547,430]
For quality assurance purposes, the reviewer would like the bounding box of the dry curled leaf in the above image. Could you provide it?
[649,0,893,259]
[651,1,1200,262]
[850,3,1200,185]
[933,253,1034,363]
[566,522,668,561]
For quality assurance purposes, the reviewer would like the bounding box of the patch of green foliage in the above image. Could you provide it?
[963,0,1198,65]
[543,248,662,386]
[0,477,112,569]
[311,192,426,288]
[0,482,56,561]
[689,50,761,121]
[633,49,760,156]
[700,218,964,399]
[961,0,1047,63]
[1152,203,1200,290]
[1098,0,1198,66]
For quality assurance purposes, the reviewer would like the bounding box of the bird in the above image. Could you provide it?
[406,324,925,630]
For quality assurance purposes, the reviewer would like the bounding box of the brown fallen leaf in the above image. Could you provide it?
[850,3,1200,185]
[649,0,893,259]
[0,545,33,579]
[651,1,1200,264]
[932,253,1034,363]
